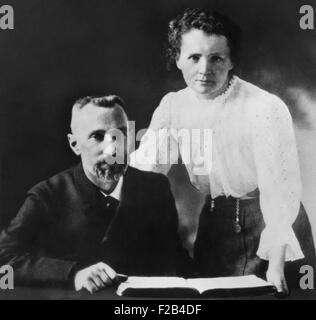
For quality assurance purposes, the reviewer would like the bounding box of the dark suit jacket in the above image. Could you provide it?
[0,164,189,287]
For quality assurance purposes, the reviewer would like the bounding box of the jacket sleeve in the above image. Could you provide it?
[158,175,193,277]
[0,191,77,287]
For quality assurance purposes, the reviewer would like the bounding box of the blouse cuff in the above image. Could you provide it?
[257,226,305,261]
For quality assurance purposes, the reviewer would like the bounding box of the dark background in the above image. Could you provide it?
[0,0,316,229]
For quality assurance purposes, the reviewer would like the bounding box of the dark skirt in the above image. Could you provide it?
[194,195,316,288]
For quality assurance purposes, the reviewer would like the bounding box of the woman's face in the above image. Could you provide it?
[176,29,233,100]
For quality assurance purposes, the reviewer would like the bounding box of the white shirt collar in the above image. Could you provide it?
[188,75,238,104]
[100,176,123,201]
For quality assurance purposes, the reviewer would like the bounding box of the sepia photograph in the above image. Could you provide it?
[0,0,316,305]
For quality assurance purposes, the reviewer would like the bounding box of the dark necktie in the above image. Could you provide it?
[103,196,120,212]
[100,196,120,244]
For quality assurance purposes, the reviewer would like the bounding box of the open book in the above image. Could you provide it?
[117,275,276,298]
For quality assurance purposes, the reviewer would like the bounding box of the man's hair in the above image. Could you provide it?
[166,8,242,70]
[70,94,127,131]
[73,95,125,111]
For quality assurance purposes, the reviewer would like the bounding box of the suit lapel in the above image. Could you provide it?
[74,164,146,243]
[100,166,145,243]
[74,163,101,213]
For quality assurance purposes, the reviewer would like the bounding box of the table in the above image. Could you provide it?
[0,286,316,300]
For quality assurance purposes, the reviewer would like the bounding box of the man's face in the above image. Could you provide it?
[68,104,128,190]
[176,29,233,100]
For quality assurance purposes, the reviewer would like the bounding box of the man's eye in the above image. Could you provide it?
[91,134,104,142]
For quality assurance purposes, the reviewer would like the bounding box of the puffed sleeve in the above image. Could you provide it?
[252,95,304,261]
[130,92,179,175]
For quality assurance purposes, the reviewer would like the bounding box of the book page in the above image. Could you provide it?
[187,275,273,294]
[116,276,189,296]
[116,275,273,296]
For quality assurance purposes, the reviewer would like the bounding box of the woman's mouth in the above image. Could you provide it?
[196,79,213,85]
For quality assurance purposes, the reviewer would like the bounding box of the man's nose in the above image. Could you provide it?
[102,136,116,157]
[103,143,116,157]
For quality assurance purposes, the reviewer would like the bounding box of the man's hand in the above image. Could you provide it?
[74,262,117,293]
[266,245,289,296]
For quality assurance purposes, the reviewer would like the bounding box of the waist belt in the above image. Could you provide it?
[204,193,259,234]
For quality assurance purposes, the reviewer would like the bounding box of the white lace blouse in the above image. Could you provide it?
[130,76,304,261]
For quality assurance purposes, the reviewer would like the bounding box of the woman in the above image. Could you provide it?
[130,8,316,293]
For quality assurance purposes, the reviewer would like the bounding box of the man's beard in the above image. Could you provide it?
[94,161,127,182]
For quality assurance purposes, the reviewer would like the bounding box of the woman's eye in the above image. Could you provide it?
[211,56,224,63]
[189,55,200,62]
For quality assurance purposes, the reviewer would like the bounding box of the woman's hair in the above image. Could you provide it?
[167,8,242,68]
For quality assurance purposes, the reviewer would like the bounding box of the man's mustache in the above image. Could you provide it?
[95,161,121,171]
[97,161,112,169]
[96,157,126,168]
[94,159,127,180]
[97,151,127,166]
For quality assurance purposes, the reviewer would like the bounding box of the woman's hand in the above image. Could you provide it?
[266,245,289,295]
[266,263,289,295]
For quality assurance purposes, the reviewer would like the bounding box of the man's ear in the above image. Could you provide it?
[67,133,81,156]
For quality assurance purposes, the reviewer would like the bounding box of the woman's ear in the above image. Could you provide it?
[229,61,234,71]
[175,56,181,70]
[228,56,234,71]
[67,133,81,156]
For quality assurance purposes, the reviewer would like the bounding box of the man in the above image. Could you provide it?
[0,95,188,293]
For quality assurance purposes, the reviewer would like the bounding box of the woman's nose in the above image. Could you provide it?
[198,58,211,75]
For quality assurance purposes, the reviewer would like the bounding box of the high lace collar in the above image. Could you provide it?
[188,75,238,104]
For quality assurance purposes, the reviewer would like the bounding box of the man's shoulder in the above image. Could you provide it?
[126,165,169,181]
[28,165,78,197]
[126,166,169,188]
[125,167,175,217]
